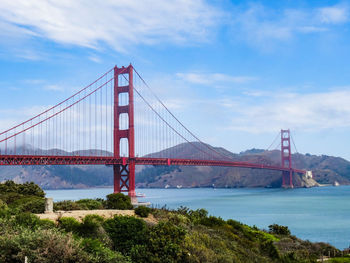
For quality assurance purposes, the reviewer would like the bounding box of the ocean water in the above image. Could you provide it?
[46,186,350,249]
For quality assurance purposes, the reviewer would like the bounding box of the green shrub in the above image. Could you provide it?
[38,219,56,229]
[177,207,209,224]
[261,240,280,259]
[79,215,105,237]
[76,199,104,210]
[81,238,131,263]
[0,200,7,210]
[54,200,82,211]
[269,224,291,236]
[131,221,187,262]
[0,181,45,197]
[103,216,147,254]
[19,182,45,197]
[10,196,45,213]
[58,217,80,233]
[14,212,40,229]
[134,206,151,217]
[200,215,226,227]
[105,193,133,210]
[0,228,91,263]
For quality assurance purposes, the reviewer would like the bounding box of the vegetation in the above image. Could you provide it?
[0,180,45,213]
[269,224,291,236]
[54,198,105,211]
[105,193,133,210]
[134,205,152,217]
[0,181,345,262]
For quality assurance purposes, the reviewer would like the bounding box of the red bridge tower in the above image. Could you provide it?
[281,129,293,188]
[113,65,136,201]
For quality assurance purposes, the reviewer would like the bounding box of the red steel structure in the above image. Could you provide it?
[113,65,136,199]
[0,64,302,197]
[281,129,293,188]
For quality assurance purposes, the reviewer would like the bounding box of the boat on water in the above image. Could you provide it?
[136,192,146,198]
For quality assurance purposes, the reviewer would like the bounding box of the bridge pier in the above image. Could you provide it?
[113,64,136,200]
[113,163,136,201]
[281,130,293,188]
[282,170,293,188]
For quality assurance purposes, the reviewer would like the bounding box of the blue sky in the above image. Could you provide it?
[1,0,350,159]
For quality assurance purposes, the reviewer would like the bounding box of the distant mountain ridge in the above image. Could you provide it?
[0,143,349,189]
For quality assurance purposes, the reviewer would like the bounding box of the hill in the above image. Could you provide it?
[0,181,341,263]
[0,143,350,188]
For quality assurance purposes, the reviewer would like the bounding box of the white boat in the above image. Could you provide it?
[136,192,146,198]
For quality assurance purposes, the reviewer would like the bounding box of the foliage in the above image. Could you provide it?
[329,257,350,263]
[269,224,291,236]
[199,215,226,227]
[105,193,133,210]
[54,199,105,211]
[134,205,152,217]
[58,217,80,233]
[10,196,45,213]
[0,181,45,213]
[76,199,104,210]
[81,238,131,263]
[14,213,40,230]
[54,200,84,211]
[79,215,107,240]
[176,206,208,224]
[103,215,147,254]
[38,219,56,229]
[0,228,92,263]
[0,181,45,198]
[131,221,187,263]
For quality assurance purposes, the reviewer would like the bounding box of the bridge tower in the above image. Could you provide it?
[281,129,293,188]
[113,64,136,201]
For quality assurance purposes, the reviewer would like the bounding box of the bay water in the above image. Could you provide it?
[46,186,350,249]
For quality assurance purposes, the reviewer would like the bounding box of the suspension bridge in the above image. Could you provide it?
[0,64,306,201]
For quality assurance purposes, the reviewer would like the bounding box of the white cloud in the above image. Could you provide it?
[43,85,64,92]
[223,89,350,133]
[0,0,221,52]
[231,3,349,50]
[176,72,256,85]
[318,6,348,24]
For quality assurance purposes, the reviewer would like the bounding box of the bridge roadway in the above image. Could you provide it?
[0,155,306,174]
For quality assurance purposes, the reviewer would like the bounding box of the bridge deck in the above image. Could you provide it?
[0,155,305,174]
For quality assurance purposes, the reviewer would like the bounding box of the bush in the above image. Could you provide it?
[76,199,104,210]
[79,215,105,237]
[0,228,91,263]
[200,216,226,227]
[81,238,130,263]
[10,196,45,213]
[105,193,133,210]
[14,212,40,229]
[38,219,56,229]
[130,221,187,262]
[261,240,280,259]
[103,216,147,254]
[0,200,7,210]
[0,181,45,197]
[54,200,82,211]
[177,207,208,224]
[134,206,151,217]
[58,217,80,233]
[269,224,291,236]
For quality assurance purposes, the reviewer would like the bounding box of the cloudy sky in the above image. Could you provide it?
[1,0,350,159]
